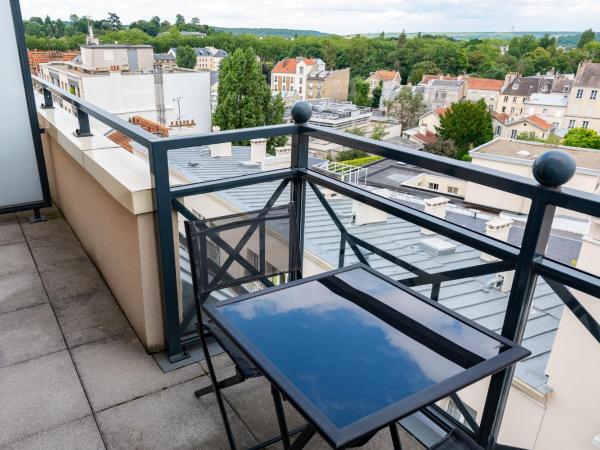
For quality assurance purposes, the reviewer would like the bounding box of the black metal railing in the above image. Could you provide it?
[32,76,600,449]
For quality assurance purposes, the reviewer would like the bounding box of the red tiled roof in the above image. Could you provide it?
[525,114,554,131]
[107,131,133,153]
[372,70,400,81]
[27,50,79,73]
[434,107,448,117]
[413,130,438,145]
[129,116,170,137]
[272,58,317,74]
[491,111,510,123]
[466,77,504,91]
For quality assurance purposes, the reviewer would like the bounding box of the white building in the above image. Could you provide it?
[271,57,326,101]
[523,93,569,130]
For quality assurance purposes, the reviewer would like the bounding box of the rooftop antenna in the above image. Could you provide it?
[172,97,183,121]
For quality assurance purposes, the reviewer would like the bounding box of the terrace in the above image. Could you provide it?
[4,10,600,450]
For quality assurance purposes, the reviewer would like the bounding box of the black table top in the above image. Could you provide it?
[204,265,530,448]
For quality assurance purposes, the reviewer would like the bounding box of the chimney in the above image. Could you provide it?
[209,126,232,157]
[250,138,267,163]
[481,217,514,292]
[422,197,449,235]
[504,72,519,87]
[352,200,388,226]
[419,123,428,135]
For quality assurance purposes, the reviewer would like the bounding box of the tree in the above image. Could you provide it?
[562,128,600,149]
[371,81,383,108]
[371,122,388,141]
[409,61,441,85]
[106,13,122,31]
[516,131,543,142]
[423,139,457,158]
[175,14,186,27]
[385,88,426,130]
[578,29,596,48]
[176,45,197,69]
[350,77,370,106]
[437,99,493,159]
[214,48,285,151]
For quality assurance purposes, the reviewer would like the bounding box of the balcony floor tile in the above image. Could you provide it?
[71,333,202,412]
[20,216,74,243]
[0,269,47,314]
[53,290,133,348]
[38,258,108,302]
[0,303,65,369]
[97,377,257,450]
[3,415,104,450]
[0,350,91,447]
[0,242,37,277]
[0,221,25,246]
[29,237,88,272]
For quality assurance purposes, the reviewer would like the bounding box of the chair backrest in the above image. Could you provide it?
[185,203,300,298]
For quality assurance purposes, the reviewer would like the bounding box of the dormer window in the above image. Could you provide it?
[512,82,520,89]
[541,84,548,92]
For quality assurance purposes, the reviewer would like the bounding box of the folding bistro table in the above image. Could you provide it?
[203,264,530,449]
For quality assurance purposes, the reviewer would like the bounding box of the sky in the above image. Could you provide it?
[19,0,600,35]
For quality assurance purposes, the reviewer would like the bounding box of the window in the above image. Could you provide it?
[576,89,584,99]
[510,129,518,139]
[501,106,506,112]
[428,182,439,191]
[512,82,520,89]
[542,108,548,114]
[568,119,576,128]
[495,125,502,136]
[299,66,304,74]
[447,186,459,195]
[591,90,598,100]
[504,95,508,102]
[583,121,589,129]
[510,107,515,114]
[512,96,517,103]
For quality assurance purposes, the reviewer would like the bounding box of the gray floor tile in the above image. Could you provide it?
[2,415,105,450]
[0,243,36,277]
[30,238,88,272]
[0,270,47,315]
[20,217,73,243]
[0,351,91,447]
[71,333,202,412]
[0,304,65,369]
[97,377,257,450]
[0,222,24,246]
[39,258,107,302]
[0,213,18,223]
[53,290,133,348]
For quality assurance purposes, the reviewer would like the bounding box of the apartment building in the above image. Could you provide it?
[422,79,466,110]
[306,68,350,101]
[154,53,177,68]
[366,70,402,107]
[39,45,211,133]
[271,57,326,101]
[167,47,229,71]
[563,61,600,132]
[523,93,569,129]
[464,76,504,110]
[495,114,555,140]
[495,73,551,119]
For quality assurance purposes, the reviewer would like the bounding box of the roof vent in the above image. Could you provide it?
[188,162,199,167]
[420,237,457,256]
[516,150,531,157]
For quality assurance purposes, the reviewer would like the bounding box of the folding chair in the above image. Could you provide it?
[185,201,301,449]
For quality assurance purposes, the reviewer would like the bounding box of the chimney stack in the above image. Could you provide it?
[422,197,449,235]
[209,126,232,157]
[250,138,267,163]
[352,201,388,226]
[481,217,514,292]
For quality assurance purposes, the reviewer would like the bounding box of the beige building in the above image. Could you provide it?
[422,78,466,110]
[465,76,504,110]
[496,73,553,119]
[523,93,569,129]
[79,44,154,72]
[306,68,350,101]
[167,47,228,71]
[494,114,555,140]
[366,70,401,95]
[271,57,326,101]
[464,139,600,214]
[563,61,600,132]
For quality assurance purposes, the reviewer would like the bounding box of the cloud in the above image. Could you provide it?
[19,0,600,34]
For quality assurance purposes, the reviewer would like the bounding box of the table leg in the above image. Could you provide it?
[389,423,403,450]
[271,385,291,448]
[289,424,316,450]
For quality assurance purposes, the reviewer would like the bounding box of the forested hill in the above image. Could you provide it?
[213,27,328,38]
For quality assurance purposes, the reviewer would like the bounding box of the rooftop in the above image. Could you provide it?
[272,57,319,74]
[465,77,504,91]
[574,61,600,87]
[524,93,569,107]
[471,138,600,172]
[370,70,401,81]
[0,208,422,449]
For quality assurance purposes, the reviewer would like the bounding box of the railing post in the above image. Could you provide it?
[477,151,576,449]
[290,102,312,280]
[41,87,54,109]
[74,107,93,137]
[148,141,187,363]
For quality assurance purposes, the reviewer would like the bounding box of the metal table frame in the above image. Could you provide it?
[202,264,530,450]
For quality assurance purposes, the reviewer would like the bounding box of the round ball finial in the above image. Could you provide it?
[291,102,312,124]
[532,150,576,188]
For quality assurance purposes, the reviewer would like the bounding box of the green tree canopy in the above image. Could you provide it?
[562,128,600,149]
[384,88,426,130]
[175,45,197,69]
[437,99,493,159]
[350,77,370,106]
[213,48,285,151]
[578,29,596,48]
[371,81,383,108]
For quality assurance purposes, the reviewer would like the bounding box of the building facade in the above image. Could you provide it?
[306,68,350,101]
[563,61,600,132]
[523,93,569,129]
[464,77,504,110]
[422,79,466,110]
[167,47,229,71]
[271,57,326,101]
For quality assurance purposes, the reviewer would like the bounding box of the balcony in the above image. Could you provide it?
[2,68,600,449]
